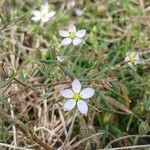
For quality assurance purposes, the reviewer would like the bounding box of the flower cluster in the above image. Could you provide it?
[31,2,92,115]
[30,2,145,115]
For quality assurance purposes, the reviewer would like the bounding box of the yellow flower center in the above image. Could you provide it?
[129,56,136,63]
[69,32,76,39]
[41,10,47,17]
[73,93,81,101]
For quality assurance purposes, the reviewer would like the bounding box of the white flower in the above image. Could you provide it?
[57,56,65,62]
[31,3,55,26]
[61,79,95,115]
[59,25,86,46]
[124,51,141,68]
[75,9,84,16]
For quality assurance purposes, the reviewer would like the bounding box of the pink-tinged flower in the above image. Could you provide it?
[61,79,95,115]
[31,3,55,26]
[75,9,84,16]
[59,25,86,46]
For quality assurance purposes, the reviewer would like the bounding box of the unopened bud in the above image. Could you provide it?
[7,68,15,78]
[97,5,107,16]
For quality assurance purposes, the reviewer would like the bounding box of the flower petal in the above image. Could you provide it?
[124,56,129,62]
[59,30,69,37]
[61,89,74,98]
[47,11,56,18]
[76,30,86,38]
[72,79,81,93]
[80,88,95,99]
[77,100,88,114]
[68,25,76,33]
[64,99,76,111]
[134,57,141,64]
[41,16,49,23]
[31,16,41,21]
[61,38,72,45]
[73,38,82,46]
[41,2,49,14]
[128,62,133,67]
[75,9,84,16]
[41,11,55,23]
[32,10,41,16]
[130,51,136,57]
[41,12,55,22]
[31,11,41,21]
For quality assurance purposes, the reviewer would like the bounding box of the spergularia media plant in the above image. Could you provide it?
[31,3,56,26]
[61,79,95,115]
[59,25,86,46]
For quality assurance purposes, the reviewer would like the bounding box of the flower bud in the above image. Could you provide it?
[7,68,15,78]
[103,112,113,123]
[97,5,107,16]
[0,63,7,81]
[139,121,149,135]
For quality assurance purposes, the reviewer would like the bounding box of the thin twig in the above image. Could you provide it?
[63,111,78,148]
[101,144,150,150]
[8,98,17,148]
[0,143,33,150]
[104,135,150,149]
[72,132,103,149]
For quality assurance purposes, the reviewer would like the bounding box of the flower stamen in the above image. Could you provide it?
[73,93,81,101]
[69,32,76,39]
[129,56,136,63]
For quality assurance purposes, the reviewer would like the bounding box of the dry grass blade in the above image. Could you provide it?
[100,93,132,114]
[72,132,103,149]
[0,107,52,150]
